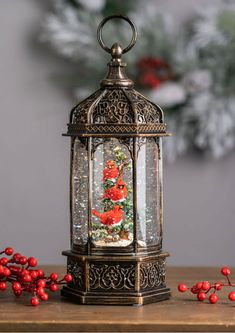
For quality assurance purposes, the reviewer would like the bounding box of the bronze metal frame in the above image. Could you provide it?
[62,15,171,305]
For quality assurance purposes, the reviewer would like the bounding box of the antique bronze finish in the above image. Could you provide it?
[62,15,171,305]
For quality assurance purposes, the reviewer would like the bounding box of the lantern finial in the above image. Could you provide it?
[98,15,137,88]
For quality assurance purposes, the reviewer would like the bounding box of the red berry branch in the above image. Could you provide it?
[178,266,235,304]
[0,247,72,306]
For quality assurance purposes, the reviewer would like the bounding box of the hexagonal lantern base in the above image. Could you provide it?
[61,251,171,305]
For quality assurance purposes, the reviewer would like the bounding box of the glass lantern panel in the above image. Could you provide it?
[137,138,161,247]
[92,138,133,247]
[71,138,88,245]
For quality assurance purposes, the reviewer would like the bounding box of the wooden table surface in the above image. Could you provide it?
[0,266,234,332]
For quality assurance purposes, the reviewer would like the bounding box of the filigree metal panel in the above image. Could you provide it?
[71,89,102,123]
[67,258,84,289]
[89,263,135,291]
[92,89,134,124]
[125,89,162,123]
[140,259,166,290]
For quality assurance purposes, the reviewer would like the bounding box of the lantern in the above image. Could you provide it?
[61,15,171,305]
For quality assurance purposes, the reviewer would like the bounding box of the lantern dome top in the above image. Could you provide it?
[66,15,169,137]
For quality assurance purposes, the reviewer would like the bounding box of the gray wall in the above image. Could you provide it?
[0,0,234,266]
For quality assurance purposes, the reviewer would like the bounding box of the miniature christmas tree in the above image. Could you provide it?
[92,146,133,246]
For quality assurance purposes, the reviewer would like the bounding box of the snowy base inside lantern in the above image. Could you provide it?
[92,229,133,247]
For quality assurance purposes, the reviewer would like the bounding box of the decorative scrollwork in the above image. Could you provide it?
[125,89,162,123]
[67,258,84,289]
[92,89,134,124]
[140,259,166,290]
[71,89,102,123]
[89,263,135,291]
[70,88,164,126]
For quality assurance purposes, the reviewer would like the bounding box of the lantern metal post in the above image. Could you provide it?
[61,15,171,305]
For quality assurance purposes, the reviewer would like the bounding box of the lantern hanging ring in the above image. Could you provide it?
[97,15,137,54]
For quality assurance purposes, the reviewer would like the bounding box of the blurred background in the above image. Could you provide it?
[0,0,235,266]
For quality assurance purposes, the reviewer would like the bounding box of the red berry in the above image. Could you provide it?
[0,257,8,266]
[8,265,20,275]
[178,283,187,292]
[228,291,235,301]
[13,253,21,263]
[36,287,45,296]
[50,273,58,281]
[30,270,38,279]
[49,283,58,292]
[0,265,4,275]
[37,270,44,278]
[14,289,22,297]
[221,266,231,276]
[3,268,11,277]
[22,274,32,283]
[20,269,29,277]
[30,297,39,306]
[63,274,73,283]
[202,281,210,291]
[0,282,7,291]
[215,282,222,290]
[12,282,21,291]
[27,257,37,267]
[4,247,13,256]
[19,256,28,265]
[209,294,218,304]
[196,282,203,289]
[191,286,198,294]
[197,292,206,301]
[40,293,49,301]
[37,279,46,288]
